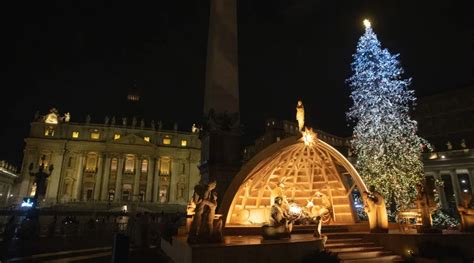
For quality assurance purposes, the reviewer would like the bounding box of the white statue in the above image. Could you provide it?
[64,112,71,122]
[461,139,467,149]
[296,100,305,131]
[446,141,453,150]
[192,123,199,133]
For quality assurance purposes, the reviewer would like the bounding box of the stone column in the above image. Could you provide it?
[93,154,105,200]
[169,158,179,203]
[450,170,462,205]
[73,153,85,201]
[132,156,141,201]
[114,157,125,201]
[46,150,66,204]
[469,168,474,195]
[146,158,155,202]
[100,155,112,201]
[153,158,160,202]
[56,150,71,203]
[5,185,12,206]
[433,172,448,209]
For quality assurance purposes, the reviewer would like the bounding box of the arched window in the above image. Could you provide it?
[110,158,118,172]
[85,152,98,172]
[124,155,135,173]
[159,157,170,176]
[141,159,148,173]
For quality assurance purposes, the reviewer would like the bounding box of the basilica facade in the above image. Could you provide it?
[15,109,201,210]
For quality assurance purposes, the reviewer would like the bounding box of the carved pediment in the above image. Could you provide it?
[111,134,152,146]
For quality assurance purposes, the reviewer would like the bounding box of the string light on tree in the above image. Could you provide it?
[346,19,429,212]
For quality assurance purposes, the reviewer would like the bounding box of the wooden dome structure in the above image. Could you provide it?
[219,133,369,227]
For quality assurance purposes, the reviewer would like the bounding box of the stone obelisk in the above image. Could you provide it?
[200,0,241,204]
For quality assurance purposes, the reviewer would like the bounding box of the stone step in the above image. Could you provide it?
[325,238,364,243]
[325,242,377,248]
[328,246,385,253]
[342,254,405,262]
[324,233,366,239]
[337,250,394,260]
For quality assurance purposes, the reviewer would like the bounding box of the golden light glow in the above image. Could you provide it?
[72,131,79,138]
[44,127,55,136]
[181,139,188,147]
[114,134,121,140]
[124,155,135,173]
[163,137,171,145]
[90,132,100,140]
[289,203,302,216]
[302,129,317,146]
[159,157,171,176]
[144,136,150,142]
[363,19,371,29]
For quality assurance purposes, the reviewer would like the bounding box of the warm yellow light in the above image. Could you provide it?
[306,200,314,208]
[114,134,121,140]
[90,132,100,140]
[289,203,302,216]
[302,129,316,146]
[181,139,188,147]
[72,131,79,138]
[163,137,171,145]
[363,19,371,29]
[144,136,150,142]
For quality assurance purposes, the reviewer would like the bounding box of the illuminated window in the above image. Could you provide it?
[144,136,150,142]
[85,153,98,172]
[90,131,100,140]
[141,159,148,173]
[110,158,118,172]
[124,155,135,173]
[159,157,171,176]
[163,137,171,145]
[114,134,121,140]
[181,139,187,147]
[72,131,79,138]
[44,127,55,136]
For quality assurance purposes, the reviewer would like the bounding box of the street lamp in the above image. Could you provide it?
[28,155,54,207]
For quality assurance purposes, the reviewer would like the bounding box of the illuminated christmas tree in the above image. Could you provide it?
[347,19,428,212]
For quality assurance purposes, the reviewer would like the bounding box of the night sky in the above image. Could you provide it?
[1,0,472,166]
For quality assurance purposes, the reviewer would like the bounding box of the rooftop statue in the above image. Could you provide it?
[296,100,304,131]
[192,123,199,133]
[63,112,71,122]
[44,108,59,124]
